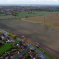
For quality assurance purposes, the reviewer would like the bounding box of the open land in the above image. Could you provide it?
[22,13,59,29]
[17,11,59,18]
[0,11,59,53]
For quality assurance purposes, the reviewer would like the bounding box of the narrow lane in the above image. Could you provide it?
[12,49,30,59]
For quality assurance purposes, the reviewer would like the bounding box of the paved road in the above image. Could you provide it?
[26,42,50,59]
[12,49,30,59]
[0,22,59,59]
[16,37,50,59]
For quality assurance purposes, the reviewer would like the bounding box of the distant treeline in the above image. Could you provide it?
[29,9,59,12]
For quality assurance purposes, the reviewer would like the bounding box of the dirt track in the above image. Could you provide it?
[0,22,59,59]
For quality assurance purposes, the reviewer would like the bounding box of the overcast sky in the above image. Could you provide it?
[0,0,59,5]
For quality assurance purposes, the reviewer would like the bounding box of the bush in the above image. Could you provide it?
[8,33,12,36]
[25,54,31,59]
[0,37,2,40]
[12,35,17,39]
[26,16,28,18]
[0,41,3,47]
[23,38,26,41]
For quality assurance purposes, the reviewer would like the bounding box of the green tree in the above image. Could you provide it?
[12,13,18,17]
[0,37,2,40]
[12,35,17,39]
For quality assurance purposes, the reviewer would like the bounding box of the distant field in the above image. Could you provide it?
[17,11,59,18]
[0,11,59,18]
[22,13,59,29]
[0,11,58,18]
[0,15,16,20]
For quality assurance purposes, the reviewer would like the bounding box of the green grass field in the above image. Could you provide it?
[0,43,13,55]
[0,11,59,18]
[0,15,16,20]
[0,40,20,55]
[17,11,59,18]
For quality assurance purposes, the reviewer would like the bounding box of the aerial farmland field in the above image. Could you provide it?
[22,13,59,29]
[0,11,59,52]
